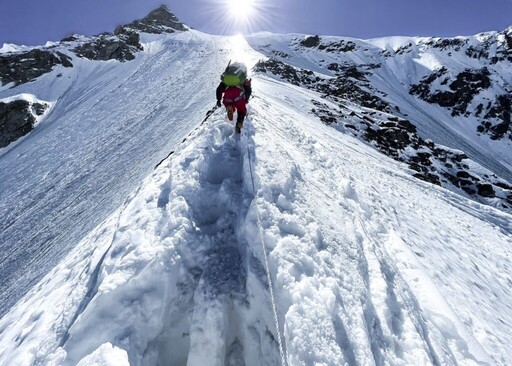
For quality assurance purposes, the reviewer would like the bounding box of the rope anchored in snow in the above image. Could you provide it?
[246,145,288,366]
[154,105,218,169]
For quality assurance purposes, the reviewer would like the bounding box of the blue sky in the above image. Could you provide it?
[1,0,511,46]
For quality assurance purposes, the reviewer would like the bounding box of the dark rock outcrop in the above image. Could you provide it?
[318,40,357,53]
[299,35,356,53]
[73,31,143,62]
[427,38,468,51]
[478,95,512,140]
[0,100,48,148]
[123,5,188,34]
[0,50,72,86]
[410,67,491,117]
[300,36,320,48]
[410,65,511,140]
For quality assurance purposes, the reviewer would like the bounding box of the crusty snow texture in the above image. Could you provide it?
[0,31,511,366]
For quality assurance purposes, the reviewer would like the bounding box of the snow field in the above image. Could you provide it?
[246,77,511,365]
[0,72,511,366]
[0,30,232,317]
[0,104,286,365]
[0,30,511,366]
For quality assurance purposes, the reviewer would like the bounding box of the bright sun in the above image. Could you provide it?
[226,0,256,21]
[205,0,274,34]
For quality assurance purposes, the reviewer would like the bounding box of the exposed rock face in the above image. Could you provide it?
[0,5,187,85]
[478,95,512,140]
[0,50,72,86]
[410,67,491,117]
[427,38,468,51]
[253,56,512,211]
[73,31,143,62]
[0,100,48,148]
[299,35,357,52]
[255,58,389,112]
[318,40,357,53]
[300,35,320,48]
[123,5,188,34]
[410,67,511,140]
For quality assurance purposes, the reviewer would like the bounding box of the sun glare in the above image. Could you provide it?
[202,0,277,34]
[226,0,256,21]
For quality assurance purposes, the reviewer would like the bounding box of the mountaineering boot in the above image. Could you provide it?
[227,105,234,121]
[235,114,244,133]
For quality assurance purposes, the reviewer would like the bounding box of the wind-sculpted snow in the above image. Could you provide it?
[1,22,512,366]
[0,109,283,365]
[0,31,232,317]
[1,74,511,365]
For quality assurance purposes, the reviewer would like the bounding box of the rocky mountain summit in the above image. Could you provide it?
[122,5,188,34]
[68,5,188,62]
[0,5,187,88]
[0,5,187,149]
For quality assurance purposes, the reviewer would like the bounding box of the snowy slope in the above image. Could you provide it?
[1,8,512,365]
[246,30,512,182]
[0,31,511,365]
[0,30,234,316]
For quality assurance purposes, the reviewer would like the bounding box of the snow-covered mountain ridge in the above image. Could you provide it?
[247,29,512,212]
[3,12,510,210]
[0,6,511,366]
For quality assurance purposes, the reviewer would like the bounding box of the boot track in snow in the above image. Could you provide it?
[144,114,283,366]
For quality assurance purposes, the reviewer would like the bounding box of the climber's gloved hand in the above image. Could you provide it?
[216,100,221,108]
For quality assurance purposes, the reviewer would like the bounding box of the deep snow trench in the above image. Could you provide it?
[146,120,281,365]
[45,115,283,366]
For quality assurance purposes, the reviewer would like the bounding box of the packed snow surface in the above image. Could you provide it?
[0,30,511,366]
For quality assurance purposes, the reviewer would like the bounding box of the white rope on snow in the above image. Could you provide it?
[246,145,288,366]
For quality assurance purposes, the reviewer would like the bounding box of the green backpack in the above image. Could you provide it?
[221,62,248,86]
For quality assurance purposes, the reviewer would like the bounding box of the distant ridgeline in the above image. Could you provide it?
[0,5,187,148]
[1,7,511,213]
[254,27,512,212]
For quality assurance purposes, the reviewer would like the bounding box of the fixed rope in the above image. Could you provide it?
[246,146,288,366]
[154,105,218,169]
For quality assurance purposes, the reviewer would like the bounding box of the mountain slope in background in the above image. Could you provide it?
[0,6,511,366]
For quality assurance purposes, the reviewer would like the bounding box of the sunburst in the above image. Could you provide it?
[201,0,277,34]
[226,0,256,22]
